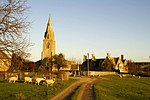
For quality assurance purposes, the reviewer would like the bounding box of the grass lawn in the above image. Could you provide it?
[0,78,76,100]
[94,75,150,100]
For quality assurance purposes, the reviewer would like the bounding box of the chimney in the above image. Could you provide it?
[121,55,124,60]
[107,53,111,59]
[83,55,87,62]
[92,54,96,61]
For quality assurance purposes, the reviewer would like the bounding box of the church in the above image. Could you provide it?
[41,17,56,60]
[34,17,57,71]
[39,17,77,72]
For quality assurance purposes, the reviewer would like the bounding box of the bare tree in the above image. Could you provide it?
[0,0,30,58]
[127,60,141,75]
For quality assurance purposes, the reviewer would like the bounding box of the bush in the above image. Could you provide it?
[57,71,69,80]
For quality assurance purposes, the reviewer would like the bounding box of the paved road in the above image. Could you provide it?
[51,77,99,100]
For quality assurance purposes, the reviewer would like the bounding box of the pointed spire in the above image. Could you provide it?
[48,15,52,26]
[44,16,54,38]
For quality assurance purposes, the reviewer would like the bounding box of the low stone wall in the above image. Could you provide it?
[81,71,116,76]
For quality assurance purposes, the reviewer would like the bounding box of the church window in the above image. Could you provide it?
[47,42,50,48]
[47,34,49,39]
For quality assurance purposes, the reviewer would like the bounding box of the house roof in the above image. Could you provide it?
[96,59,105,65]
[83,58,105,65]
[114,57,119,64]
[0,50,10,59]
[122,60,126,63]
[134,62,150,65]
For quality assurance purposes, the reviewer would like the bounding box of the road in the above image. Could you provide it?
[51,77,99,100]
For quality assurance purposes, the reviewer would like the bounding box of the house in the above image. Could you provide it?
[81,53,128,73]
[0,50,11,71]
[110,54,128,73]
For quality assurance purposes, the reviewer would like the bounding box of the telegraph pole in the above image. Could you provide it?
[87,53,89,76]
[49,52,52,79]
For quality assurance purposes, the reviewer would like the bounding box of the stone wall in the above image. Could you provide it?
[81,71,116,76]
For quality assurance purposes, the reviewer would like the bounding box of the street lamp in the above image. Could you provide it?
[87,53,89,76]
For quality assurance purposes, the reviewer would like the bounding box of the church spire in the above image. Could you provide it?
[42,16,56,60]
[44,16,54,39]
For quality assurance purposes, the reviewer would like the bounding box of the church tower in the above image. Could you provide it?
[41,17,56,60]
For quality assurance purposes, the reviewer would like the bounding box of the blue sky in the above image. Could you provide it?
[27,0,150,62]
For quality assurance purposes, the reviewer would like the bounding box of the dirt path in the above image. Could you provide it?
[79,78,97,100]
[51,77,99,100]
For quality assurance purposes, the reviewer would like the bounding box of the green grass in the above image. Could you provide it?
[0,78,76,100]
[94,75,150,100]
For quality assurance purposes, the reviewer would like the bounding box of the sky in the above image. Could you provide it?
[27,0,150,62]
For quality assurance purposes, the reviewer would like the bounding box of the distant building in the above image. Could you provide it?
[81,53,128,73]
[41,17,56,60]
[0,51,11,71]
[134,62,150,68]
[59,60,79,71]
